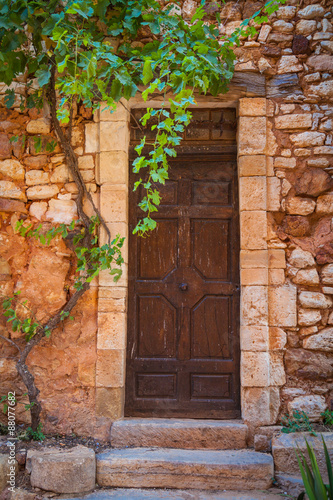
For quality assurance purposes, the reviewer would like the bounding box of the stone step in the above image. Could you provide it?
[110,418,247,450]
[97,448,274,491]
[62,487,285,499]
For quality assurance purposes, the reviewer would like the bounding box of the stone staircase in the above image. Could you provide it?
[96,419,274,492]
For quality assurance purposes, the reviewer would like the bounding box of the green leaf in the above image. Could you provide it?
[142,60,153,85]
[35,67,51,87]
[4,89,15,108]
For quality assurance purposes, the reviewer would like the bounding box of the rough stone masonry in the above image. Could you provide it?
[0,0,333,441]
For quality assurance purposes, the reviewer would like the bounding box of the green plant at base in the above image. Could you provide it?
[296,436,333,500]
[18,423,45,441]
[322,410,333,428]
[281,410,317,436]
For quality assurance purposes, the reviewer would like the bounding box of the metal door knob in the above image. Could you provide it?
[179,283,188,291]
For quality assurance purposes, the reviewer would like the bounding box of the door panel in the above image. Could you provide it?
[126,152,240,418]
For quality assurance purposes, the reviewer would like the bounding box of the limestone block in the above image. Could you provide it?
[240,268,268,285]
[97,151,128,185]
[0,453,18,492]
[240,211,267,250]
[96,349,125,387]
[296,20,317,35]
[26,118,51,135]
[321,264,333,284]
[293,268,320,285]
[314,146,333,155]
[240,325,269,352]
[298,4,325,19]
[298,308,321,326]
[273,433,333,480]
[316,194,333,214]
[268,249,286,269]
[258,25,272,43]
[80,170,95,182]
[97,312,126,350]
[100,185,127,223]
[272,20,293,33]
[266,121,278,156]
[0,159,25,180]
[241,352,269,387]
[286,197,316,216]
[98,287,127,313]
[100,122,129,153]
[269,327,287,350]
[241,286,268,326]
[238,155,266,177]
[277,56,303,74]
[242,387,280,427]
[303,328,333,352]
[274,157,296,169]
[98,263,127,287]
[100,99,130,122]
[45,199,77,224]
[239,98,266,117]
[25,169,49,186]
[307,55,333,72]
[267,177,281,211]
[238,117,266,155]
[85,122,99,153]
[270,352,286,386]
[239,176,266,211]
[29,201,48,220]
[240,250,268,269]
[288,248,315,268]
[269,269,285,285]
[78,155,94,170]
[268,283,297,327]
[29,446,95,494]
[50,164,73,183]
[96,387,124,419]
[309,82,333,100]
[290,132,326,147]
[299,291,333,309]
[0,180,26,201]
[275,114,312,130]
[288,395,327,421]
[276,6,297,20]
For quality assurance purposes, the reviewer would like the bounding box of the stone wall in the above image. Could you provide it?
[0,0,333,439]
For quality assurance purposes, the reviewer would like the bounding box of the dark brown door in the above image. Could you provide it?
[125,152,240,418]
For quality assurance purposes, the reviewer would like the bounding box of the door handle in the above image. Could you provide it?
[179,283,188,291]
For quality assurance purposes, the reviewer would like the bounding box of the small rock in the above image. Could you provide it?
[26,118,51,135]
[0,159,25,181]
[258,25,272,43]
[276,6,297,21]
[290,131,326,147]
[45,199,77,224]
[307,55,333,72]
[298,4,325,20]
[292,35,310,55]
[303,328,333,352]
[316,194,333,214]
[50,164,73,183]
[296,20,317,36]
[309,81,333,100]
[321,264,333,284]
[26,185,59,200]
[78,155,94,170]
[307,158,330,168]
[0,180,26,201]
[262,45,282,58]
[275,114,312,130]
[274,157,296,168]
[0,133,11,159]
[254,434,271,452]
[299,291,333,309]
[288,395,327,421]
[295,168,333,197]
[293,268,320,285]
[273,20,294,33]
[277,55,303,74]
[182,0,197,19]
[298,308,321,326]
[282,216,311,237]
[23,155,48,169]
[29,445,96,494]
[29,201,48,221]
[286,197,316,216]
[25,170,50,186]
[289,248,315,268]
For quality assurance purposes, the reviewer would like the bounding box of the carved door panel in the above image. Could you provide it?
[125,153,240,418]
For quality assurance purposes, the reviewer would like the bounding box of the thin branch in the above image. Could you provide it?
[0,334,21,353]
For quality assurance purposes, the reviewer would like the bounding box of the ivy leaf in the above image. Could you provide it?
[142,60,153,85]
[4,89,15,108]
[35,67,51,87]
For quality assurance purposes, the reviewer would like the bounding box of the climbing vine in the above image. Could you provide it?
[0,0,286,431]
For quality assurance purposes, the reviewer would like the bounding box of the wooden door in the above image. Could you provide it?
[125,112,240,418]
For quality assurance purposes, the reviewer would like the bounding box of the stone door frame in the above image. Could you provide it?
[90,96,288,430]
